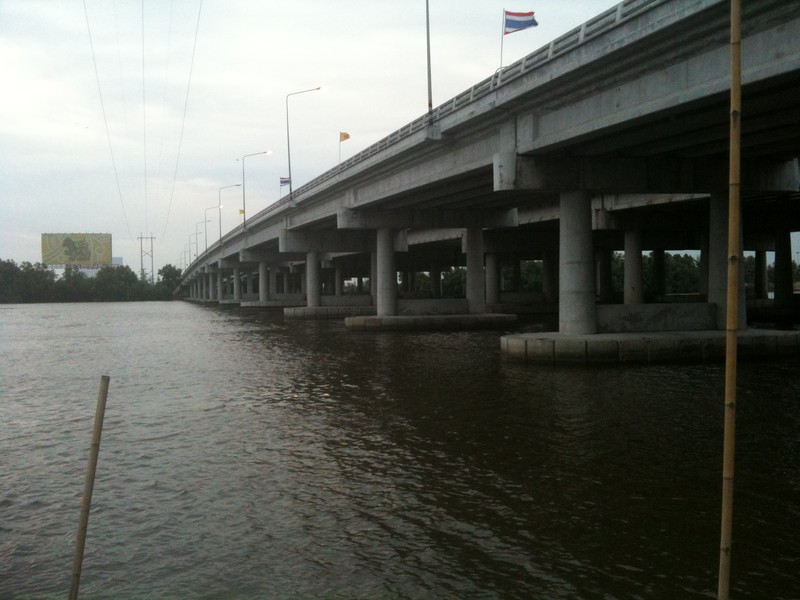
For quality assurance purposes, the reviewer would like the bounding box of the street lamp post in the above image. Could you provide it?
[285,87,320,203]
[190,232,201,259]
[218,184,241,244]
[203,205,220,253]
[196,220,208,257]
[240,151,271,228]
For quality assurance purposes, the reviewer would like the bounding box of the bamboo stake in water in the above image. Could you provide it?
[69,375,110,600]
[718,0,741,597]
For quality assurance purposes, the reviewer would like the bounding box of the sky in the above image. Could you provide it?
[0,0,618,276]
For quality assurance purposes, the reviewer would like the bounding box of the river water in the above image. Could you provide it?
[0,301,798,599]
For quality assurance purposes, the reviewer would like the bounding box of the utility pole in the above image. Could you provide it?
[138,233,156,284]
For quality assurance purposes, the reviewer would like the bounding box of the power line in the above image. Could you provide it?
[83,0,133,241]
[142,0,149,236]
[160,0,204,241]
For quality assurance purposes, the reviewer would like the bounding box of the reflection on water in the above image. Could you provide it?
[0,302,798,598]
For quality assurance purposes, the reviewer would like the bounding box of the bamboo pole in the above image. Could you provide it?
[718,0,741,597]
[69,375,110,600]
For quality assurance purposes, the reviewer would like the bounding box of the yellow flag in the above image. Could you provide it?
[339,131,350,142]
[239,209,245,215]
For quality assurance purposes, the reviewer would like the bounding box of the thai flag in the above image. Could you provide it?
[280,177,290,187]
[504,10,538,35]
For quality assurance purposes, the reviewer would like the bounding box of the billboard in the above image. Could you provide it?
[41,233,112,266]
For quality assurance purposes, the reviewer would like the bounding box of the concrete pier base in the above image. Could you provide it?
[501,329,800,365]
[346,314,517,331]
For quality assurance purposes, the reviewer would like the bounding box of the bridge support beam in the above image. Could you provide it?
[485,253,499,307]
[465,226,486,314]
[306,252,321,307]
[376,228,397,316]
[624,229,644,304]
[708,191,745,329]
[233,267,241,302]
[754,250,768,300]
[259,261,268,302]
[774,230,793,308]
[559,190,596,334]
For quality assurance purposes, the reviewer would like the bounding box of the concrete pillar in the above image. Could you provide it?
[774,231,793,308]
[559,190,596,334]
[306,251,320,307]
[202,274,208,299]
[708,191,746,329]
[754,250,768,300]
[652,249,666,301]
[269,268,277,299]
[465,227,486,314]
[376,227,397,316]
[247,272,255,296]
[485,253,499,307]
[282,271,289,295]
[258,262,268,302]
[370,252,378,301]
[335,266,344,296]
[233,267,241,302]
[624,229,644,304]
[596,249,614,303]
[217,271,223,302]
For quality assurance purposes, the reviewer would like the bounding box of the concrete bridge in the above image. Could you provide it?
[180,0,800,347]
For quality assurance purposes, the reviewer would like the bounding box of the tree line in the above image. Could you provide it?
[0,260,183,303]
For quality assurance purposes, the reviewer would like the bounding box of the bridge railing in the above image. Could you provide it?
[190,0,669,274]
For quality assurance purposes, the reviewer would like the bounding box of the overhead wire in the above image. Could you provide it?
[142,0,149,236]
[159,0,204,241]
[83,0,133,241]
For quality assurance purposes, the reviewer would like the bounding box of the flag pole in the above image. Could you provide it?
[425,0,433,120]
[717,0,741,597]
[500,9,506,71]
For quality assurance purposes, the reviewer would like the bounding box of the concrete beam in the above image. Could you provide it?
[337,207,517,230]
[279,229,376,253]
[502,156,799,194]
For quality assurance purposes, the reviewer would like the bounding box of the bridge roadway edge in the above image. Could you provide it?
[501,329,800,366]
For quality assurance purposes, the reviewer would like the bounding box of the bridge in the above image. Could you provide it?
[180,0,800,353]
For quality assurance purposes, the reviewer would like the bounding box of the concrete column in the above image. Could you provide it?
[485,253,499,307]
[708,191,746,329]
[376,227,397,316]
[306,251,320,307]
[559,190,596,334]
[624,229,644,304]
[217,271,223,302]
[269,268,277,299]
[258,262,268,302]
[370,252,378,301]
[754,250,768,300]
[465,226,486,314]
[774,231,793,308]
[202,274,208,299]
[652,249,666,301]
[233,267,241,302]
[335,266,344,296]
[596,249,613,303]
